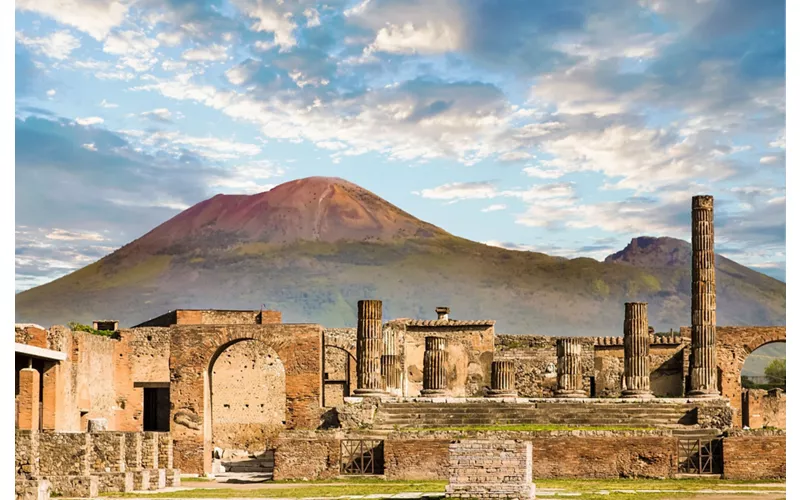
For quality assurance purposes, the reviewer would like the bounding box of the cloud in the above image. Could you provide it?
[15,0,128,40]
[415,181,498,201]
[75,116,104,126]
[235,0,298,50]
[181,44,229,62]
[103,30,160,72]
[82,143,98,151]
[141,108,174,123]
[15,30,81,60]
[47,89,56,97]
[304,8,321,28]
[46,229,106,241]
[481,204,506,213]
[370,21,463,55]
[99,99,118,108]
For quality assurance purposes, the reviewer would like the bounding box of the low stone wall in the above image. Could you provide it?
[273,431,340,480]
[445,440,534,499]
[15,479,50,500]
[384,438,450,480]
[722,431,786,480]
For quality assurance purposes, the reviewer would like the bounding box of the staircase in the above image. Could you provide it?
[373,400,702,430]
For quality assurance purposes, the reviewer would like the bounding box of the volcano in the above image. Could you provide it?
[15,177,786,334]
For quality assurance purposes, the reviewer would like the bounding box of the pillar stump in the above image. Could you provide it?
[556,338,586,398]
[622,302,654,398]
[487,360,517,398]
[421,336,447,397]
[381,322,401,394]
[688,195,720,398]
[354,299,386,397]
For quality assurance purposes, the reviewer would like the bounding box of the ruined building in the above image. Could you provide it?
[15,196,786,498]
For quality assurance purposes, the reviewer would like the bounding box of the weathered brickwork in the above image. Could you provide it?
[15,479,50,500]
[38,432,91,476]
[16,430,39,479]
[273,431,340,480]
[384,438,450,480]
[743,389,785,429]
[169,323,323,474]
[446,440,534,500]
[723,433,786,480]
[89,432,125,472]
[134,309,282,327]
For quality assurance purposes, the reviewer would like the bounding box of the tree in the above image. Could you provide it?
[764,358,786,388]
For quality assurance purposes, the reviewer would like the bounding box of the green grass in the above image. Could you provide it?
[399,424,656,432]
[535,478,785,492]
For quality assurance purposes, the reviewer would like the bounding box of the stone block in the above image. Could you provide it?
[88,418,108,432]
[165,469,182,487]
[148,468,167,489]
[130,469,151,490]
[15,479,50,500]
[41,475,98,498]
[96,471,134,493]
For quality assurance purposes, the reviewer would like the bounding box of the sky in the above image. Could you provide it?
[14,0,786,292]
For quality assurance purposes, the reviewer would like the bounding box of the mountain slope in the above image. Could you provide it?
[15,177,786,334]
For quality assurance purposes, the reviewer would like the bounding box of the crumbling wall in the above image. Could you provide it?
[495,335,594,397]
[723,430,785,480]
[743,389,786,429]
[273,431,340,480]
[211,340,286,454]
[384,438,450,480]
[323,328,356,407]
[403,324,493,397]
[593,342,685,397]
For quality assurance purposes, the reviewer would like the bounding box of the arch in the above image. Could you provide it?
[323,344,357,407]
[714,326,786,427]
[169,324,323,474]
[208,338,286,457]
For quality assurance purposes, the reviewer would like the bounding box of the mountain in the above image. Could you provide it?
[15,177,786,335]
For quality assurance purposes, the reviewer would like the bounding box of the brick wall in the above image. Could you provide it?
[743,389,786,429]
[273,432,340,480]
[446,440,533,499]
[89,432,125,472]
[384,438,450,480]
[723,433,786,480]
[38,432,91,476]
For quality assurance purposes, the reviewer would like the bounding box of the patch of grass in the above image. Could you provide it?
[400,424,656,432]
[68,322,119,339]
[95,255,172,289]
[535,478,786,492]
[179,476,214,482]
[108,481,445,498]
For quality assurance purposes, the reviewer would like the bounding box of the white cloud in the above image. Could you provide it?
[181,44,228,62]
[81,143,98,151]
[46,89,56,97]
[141,108,173,122]
[99,99,118,108]
[95,70,135,81]
[75,117,104,126]
[15,30,81,60]
[498,151,534,162]
[370,21,462,55]
[103,30,160,72]
[236,1,297,49]
[522,166,565,179]
[414,181,498,201]
[156,31,184,47]
[46,228,105,241]
[134,130,262,160]
[481,204,507,212]
[304,8,321,27]
[207,161,286,194]
[760,155,780,165]
[15,0,128,40]
[161,60,188,71]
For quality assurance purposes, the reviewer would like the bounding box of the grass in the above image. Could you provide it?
[399,424,656,432]
[535,478,786,492]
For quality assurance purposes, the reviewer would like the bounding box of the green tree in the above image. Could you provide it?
[764,358,786,387]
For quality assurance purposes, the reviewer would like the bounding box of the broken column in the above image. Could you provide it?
[487,360,517,398]
[421,336,447,397]
[689,195,720,398]
[381,323,401,394]
[354,299,386,397]
[622,302,653,398]
[556,338,586,398]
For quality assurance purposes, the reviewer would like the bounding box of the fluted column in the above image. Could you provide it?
[354,299,386,396]
[556,338,586,398]
[689,195,720,398]
[622,302,654,398]
[421,336,447,396]
[381,324,401,392]
[486,360,517,397]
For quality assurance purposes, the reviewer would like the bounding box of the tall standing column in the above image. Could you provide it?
[487,360,517,398]
[421,336,447,397]
[556,338,586,398]
[622,302,654,398]
[354,299,386,396]
[381,323,401,394]
[689,195,720,397]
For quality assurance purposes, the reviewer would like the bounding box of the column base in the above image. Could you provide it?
[420,389,447,397]
[353,388,388,397]
[686,390,721,399]
[555,390,587,398]
[486,390,518,398]
[621,390,654,399]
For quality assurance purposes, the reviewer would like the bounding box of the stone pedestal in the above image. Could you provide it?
[622,302,654,398]
[354,300,386,397]
[487,360,517,398]
[556,338,586,398]
[87,418,108,433]
[689,195,720,398]
[421,336,447,397]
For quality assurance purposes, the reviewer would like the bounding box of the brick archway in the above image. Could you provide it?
[168,324,323,474]
[715,326,786,427]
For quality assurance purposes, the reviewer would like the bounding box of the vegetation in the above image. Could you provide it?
[765,358,786,387]
[68,322,119,339]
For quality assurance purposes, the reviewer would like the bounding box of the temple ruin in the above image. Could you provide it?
[14,196,786,498]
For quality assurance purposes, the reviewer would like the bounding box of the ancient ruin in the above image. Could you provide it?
[14,196,786,498]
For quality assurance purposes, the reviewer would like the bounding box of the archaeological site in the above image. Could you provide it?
[14,196,786,499]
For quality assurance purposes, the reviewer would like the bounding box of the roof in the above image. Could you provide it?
[15,342,67,361]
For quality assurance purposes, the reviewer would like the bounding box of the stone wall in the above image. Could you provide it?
[384,438,450,480]
[402,323,494,397]
[323,328,357,407]
[211,340,286,454]
[446,440,534,500]
[273,431,340,480]
[136,309,282,327]
[594,343,685,397]
[38,432,91,476]
[16,430,39,479]
[495,335,594,397]
[743,389,786,429]
[722,432,786,480]
[89,432,125,472]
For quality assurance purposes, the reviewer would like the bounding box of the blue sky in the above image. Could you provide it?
[15,0,786,292]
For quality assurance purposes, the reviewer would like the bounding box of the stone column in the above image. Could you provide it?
[354,299,386,396]
[381,324,401,393]
[622,302,653,398]
[556,338,586,398]
[487,360,517,398]
[17,366,40,430]
[689,195,720,398]
[421,336,447,397]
